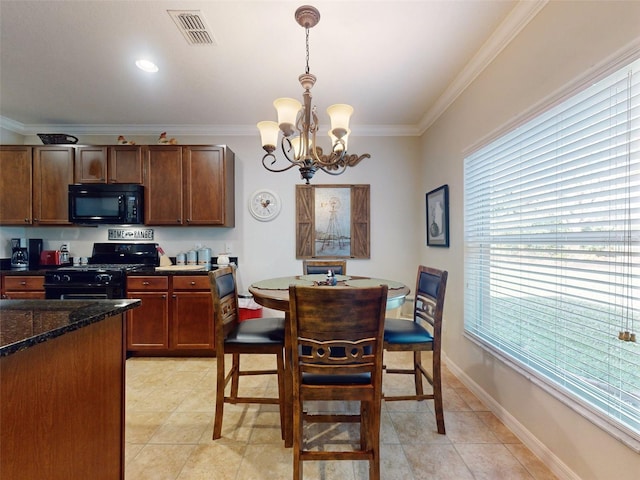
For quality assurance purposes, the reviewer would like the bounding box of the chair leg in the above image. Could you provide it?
[432,354,445,435]
[363,399,380,480]
[213,352,226,439]
[414,351,424,396]
[293,393,303,480]
[276,350,286,441]
[230,353,240,402]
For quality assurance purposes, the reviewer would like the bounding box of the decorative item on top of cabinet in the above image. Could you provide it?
[74,145,143,184]
[143,145,235,227]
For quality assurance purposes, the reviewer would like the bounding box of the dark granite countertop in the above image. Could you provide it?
[0,299,141,357]
[0,266,66,276]
[0,264,236,277]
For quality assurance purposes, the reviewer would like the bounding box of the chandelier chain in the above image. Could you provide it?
[305,27,310,75]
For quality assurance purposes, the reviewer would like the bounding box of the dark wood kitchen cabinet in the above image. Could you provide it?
[126,276,170,350]
[33,146,74,225]
[0,145,72,225]
[126,274,214,355]
[143,145,235,226]
[143,145,183,225]
[74,145,143,184]
[1,308,127,480]
[2,275,45,299]
[0,146,32,224]
[171,276,214,350]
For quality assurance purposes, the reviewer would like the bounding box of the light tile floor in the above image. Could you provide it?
[125,352,558,480]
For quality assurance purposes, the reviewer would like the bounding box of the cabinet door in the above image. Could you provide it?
[108,146,143,183]
[74,146,107,183]
[171,291,214,349]
[126,291,169,349]
[183,146,226,225]
[143,146,183,225]
[4,291,46,299]
[33,146,74,225]
[0,146,32,225]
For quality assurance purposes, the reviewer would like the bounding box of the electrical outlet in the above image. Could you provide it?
[224,242,232,253]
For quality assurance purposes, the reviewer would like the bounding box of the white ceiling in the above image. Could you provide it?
[0,0,545,137]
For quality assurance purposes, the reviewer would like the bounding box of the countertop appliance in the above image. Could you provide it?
[28,238,43,269]
[40,250,63,266]
[10,238,28,270]
[68,183,144,225]
[44,242,159,299]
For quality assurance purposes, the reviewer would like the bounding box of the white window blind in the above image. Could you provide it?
[464,58,640,445]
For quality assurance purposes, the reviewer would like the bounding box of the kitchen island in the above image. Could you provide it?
[0,299,140,480]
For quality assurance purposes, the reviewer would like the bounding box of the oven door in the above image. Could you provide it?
[44,284,124,300]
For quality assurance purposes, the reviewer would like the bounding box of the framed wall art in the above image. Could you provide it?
[295,184,370,259]
[426,184,449,247]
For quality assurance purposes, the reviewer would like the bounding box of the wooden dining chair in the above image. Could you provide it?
[208,266,286,441]
[383,265,448,434]
[288,284,388,480]
[302,259,347,275]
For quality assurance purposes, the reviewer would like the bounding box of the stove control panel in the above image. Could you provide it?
[95,273,113,284]
[49,274,72,283]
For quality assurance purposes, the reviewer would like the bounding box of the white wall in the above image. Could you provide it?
[419,2,640,479]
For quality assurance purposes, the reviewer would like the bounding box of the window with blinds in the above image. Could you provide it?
[464,57,640,447]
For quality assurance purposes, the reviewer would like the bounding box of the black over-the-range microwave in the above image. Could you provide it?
[68,183,144,225]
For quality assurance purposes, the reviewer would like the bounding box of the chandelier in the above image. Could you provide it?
[257,5,370,184]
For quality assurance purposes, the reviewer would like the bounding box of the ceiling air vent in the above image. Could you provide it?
[168,10,216,46]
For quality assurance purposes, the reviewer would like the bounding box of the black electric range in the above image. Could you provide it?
[44,242,159,299]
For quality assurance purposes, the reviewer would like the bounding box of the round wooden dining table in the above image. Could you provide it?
[248,274,410,312]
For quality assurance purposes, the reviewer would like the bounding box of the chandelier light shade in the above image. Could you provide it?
[257,5,370,184]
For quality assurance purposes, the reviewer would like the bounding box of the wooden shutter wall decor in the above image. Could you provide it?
[295,184,370,259]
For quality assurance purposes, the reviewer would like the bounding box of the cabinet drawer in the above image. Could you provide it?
[172,275,209,290]
[4,276,44,291]
[127,276,168,290]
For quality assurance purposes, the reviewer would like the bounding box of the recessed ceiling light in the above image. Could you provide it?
[136,59,159,73]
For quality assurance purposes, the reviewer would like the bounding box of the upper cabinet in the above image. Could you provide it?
[0,145,72,225]
[75,145,143,184]
[33,146,74,225]
[144,145,235,227]
[0,143,234,227]
[0,146,32,224]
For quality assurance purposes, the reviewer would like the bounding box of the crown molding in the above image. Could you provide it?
[1,118,422,138]
[417,0,548,134]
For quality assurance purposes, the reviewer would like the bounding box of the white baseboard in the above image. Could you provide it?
[443,353,582,480]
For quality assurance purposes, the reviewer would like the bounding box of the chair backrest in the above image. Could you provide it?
[302,259,347,275]
[413,265,448,352]
[208,266,239,349]
[288,284,388,384]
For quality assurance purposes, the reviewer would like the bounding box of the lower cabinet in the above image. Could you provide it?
[2,275,45,299]
[126,274,214,355]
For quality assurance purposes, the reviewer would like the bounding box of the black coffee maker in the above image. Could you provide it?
[10,238,28,270]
